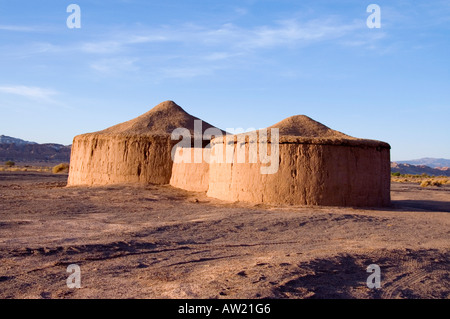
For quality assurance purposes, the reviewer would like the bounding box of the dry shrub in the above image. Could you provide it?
[5,161,15,167]
[431,180,442,187]
[421,180,443,187]
[420,180,431,187]
[52,163,70,174]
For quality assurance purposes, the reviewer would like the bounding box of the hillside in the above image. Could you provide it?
[0,135,37,146]
[396,158,450,168]
[0,135,71,163]
[391,162,450,177]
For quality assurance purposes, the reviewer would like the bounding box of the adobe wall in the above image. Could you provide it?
[206,137,391,207]
[169,148,210,192]
[67,133,176,186]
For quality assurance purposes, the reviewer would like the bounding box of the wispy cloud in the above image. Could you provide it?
[90,57,139,74]
[135,17,368,79]
[340,30,387,50]
[158,17,364,51]
[0,85,58,101]
[234,7,248,16]
[203,52,243,61]
[0,85,75,111]
[81,41,123,54]
[0,25,36,32]
[80,34,167,54]
[82,16,363,56]
[0,24,53,33]
[243,18,360,49]
[0,14,385,80]
[159,66,217,79]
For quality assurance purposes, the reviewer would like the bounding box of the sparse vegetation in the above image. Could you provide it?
[392,172,449,187]
[0,164,52,172]
[420,180,431,187]
[52,163,70,174]
[420,180,443,187]
[5,161,15,167]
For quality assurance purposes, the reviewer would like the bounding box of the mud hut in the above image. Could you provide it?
[206,115,391,207]
[67,101,223,186]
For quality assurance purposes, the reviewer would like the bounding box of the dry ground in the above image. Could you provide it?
[0,171,448,299]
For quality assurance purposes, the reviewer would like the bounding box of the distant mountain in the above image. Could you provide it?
[396,158,450,169]
[0,135,71,163]
[391,162,450,177]
[0,135,37,146]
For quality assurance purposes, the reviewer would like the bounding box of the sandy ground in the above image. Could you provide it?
[0,171,448,299]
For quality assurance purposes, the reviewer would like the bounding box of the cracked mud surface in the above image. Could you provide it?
[0,172,449,299]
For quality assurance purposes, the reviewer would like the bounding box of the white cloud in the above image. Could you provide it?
[0,25,36,32]
[203,52,242,61]
[128,35,167,44]
[240,18,361,49]
[80,16,369,79]
[159,66,215,79]
[90,57,139,74]
[134,17,363,54]
[340,30,387,49]
[80,16,361,56]
[0,85,58,101]
[81,41,123,54]
[234,7,248,16]
[81,34,167,54]
[0,85,74,111]
[1,14,384,81]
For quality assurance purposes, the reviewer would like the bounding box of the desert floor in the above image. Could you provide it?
[0,171,448,299]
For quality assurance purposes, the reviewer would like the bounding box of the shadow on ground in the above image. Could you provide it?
[391,200,450,213]
[271,249,449,299]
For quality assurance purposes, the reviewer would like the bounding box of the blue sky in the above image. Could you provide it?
[0,0,449,161]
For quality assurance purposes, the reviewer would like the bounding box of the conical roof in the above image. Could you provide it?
[97,100,225,137]
[267,115,352,139]
[212,113,390,148]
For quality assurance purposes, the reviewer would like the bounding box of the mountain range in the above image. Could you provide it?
[0,135,37,146]
[0,135,71,164]
[396,158,450,169]
[391,162,450,177]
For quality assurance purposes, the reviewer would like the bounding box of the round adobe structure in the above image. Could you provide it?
[67,101,223,186]
[206,115,391,207]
